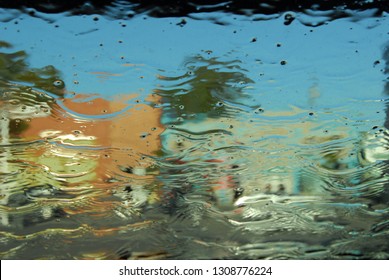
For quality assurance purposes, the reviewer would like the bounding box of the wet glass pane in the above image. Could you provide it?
[0,1,388,259]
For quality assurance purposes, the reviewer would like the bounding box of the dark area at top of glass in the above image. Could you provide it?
[0,0,388,18]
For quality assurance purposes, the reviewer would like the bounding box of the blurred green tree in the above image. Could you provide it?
[155,54,254,123]
[0,41,65,137]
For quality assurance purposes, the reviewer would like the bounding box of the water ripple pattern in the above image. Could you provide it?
[0,1,388,259]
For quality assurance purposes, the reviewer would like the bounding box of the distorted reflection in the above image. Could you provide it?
[156,54,388,213]
[0,1,388,259]
[0,42,164,240]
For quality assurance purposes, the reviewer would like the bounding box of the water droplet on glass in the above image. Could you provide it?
[140,133,150,139]
[53,79,65,88]
[255,107,264,114]
[8,99,20,106]
[177,18,187,27]
[284,13,295,25]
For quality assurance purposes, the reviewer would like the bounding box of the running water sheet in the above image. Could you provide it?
[0,0,388,260]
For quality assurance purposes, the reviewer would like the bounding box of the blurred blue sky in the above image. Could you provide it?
[1,9,388,122]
